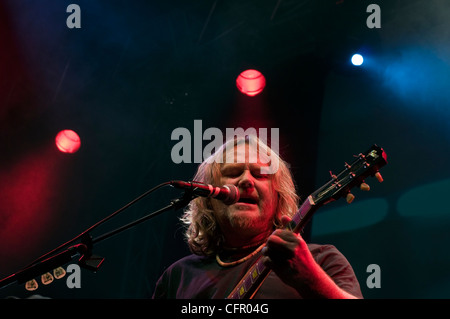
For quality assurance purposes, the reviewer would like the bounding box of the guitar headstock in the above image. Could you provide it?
[312,145,387,207]
[227,144,387,299]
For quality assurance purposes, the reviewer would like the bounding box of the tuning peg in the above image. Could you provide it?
[41,272,54,285]
[374,172,383,183]
[346,193,355,204]
[25,279,38,291]
[329,170,337,180]
[53,266,66,279]
[360,182,370,191]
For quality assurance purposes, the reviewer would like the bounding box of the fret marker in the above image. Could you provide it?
[252,269,259,281]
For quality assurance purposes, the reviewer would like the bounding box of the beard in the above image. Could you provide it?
[212,200,272,237]
[227,208,258,230]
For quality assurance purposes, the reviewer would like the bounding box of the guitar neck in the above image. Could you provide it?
[226,144,387,299]
[288,195,317,233]
[226,196,317,299]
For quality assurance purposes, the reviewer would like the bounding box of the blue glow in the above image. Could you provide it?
[381,49,450,112]
[397,178,450,219]
[351,54,364,66]
[311,198,388,237]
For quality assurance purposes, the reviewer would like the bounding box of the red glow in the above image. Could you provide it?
[55,130,81,153]
[236,69,266,96]
[0,145,64,272]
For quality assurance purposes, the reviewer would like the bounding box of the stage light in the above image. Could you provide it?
[236,69,266,96]
[55,129,81,154]
[351,54,364,66]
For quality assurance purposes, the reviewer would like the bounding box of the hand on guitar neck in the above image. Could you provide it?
[153,142,385,299]
[261,216,359,299]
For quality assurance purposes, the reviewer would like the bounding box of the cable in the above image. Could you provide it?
[22,181,172,269]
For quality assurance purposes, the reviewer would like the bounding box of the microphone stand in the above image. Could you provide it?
[0,183,196,290]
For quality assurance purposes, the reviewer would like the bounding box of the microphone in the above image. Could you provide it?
[170,181,240,205]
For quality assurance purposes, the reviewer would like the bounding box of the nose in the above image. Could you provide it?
[238,170,254,190]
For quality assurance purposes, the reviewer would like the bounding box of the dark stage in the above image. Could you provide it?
[1,0,450,300]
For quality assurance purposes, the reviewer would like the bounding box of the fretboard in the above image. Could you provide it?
[226,196,316,299]
[226,144,387,299]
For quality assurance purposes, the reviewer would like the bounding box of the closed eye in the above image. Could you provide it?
[251,171,269,179]
[221,165,244,178]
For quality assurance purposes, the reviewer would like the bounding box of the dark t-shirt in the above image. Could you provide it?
[153,243,363,299]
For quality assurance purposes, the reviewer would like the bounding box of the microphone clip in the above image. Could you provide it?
[170,186,198,210]
[78,234,105,273]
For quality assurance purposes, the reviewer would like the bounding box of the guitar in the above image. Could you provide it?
[226,144,388,299]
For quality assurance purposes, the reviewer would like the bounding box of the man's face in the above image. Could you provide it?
[211,143,278,245]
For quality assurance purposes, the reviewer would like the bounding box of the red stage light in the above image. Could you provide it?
[236,69,266,96]
[55,129,81,153]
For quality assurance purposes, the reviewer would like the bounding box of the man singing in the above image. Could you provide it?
[153,136,362,299]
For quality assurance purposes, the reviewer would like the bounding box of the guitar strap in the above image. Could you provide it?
[226,196,316,299]
[225,145,387,299]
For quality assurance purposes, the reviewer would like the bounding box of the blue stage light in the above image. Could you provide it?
[351,54,364,66]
